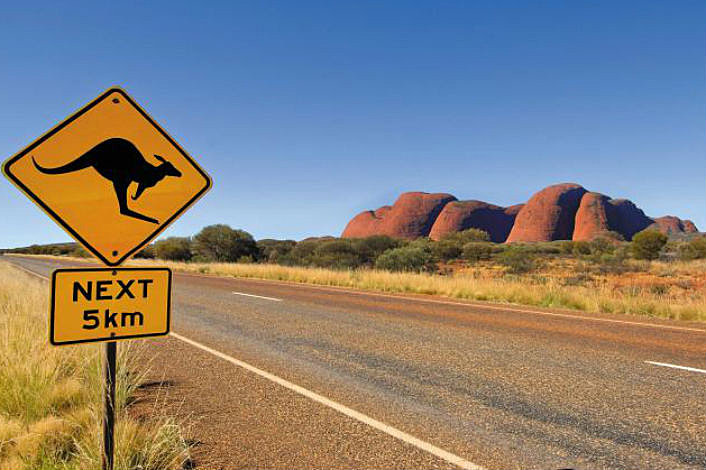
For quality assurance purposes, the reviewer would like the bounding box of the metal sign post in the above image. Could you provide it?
[2,87,211,470]
[103,342,117,470]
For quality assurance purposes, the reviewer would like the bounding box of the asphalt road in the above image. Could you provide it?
[6,255,706,469]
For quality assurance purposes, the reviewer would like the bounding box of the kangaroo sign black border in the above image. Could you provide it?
[2,87,212,266]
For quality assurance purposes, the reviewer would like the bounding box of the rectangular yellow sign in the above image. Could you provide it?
[50,267,171,345]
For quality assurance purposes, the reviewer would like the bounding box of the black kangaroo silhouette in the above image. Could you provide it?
[32,137,181,224]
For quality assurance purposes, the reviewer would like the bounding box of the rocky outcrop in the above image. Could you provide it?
[573,194,652,241]
[429,201,523,242]
[650,216,699,236]
[606,199,653,240]
[340,206,392,238]
[506,183,587,243]
[573,192,611,241]
[684,220,698,233]
[342,192,456,239]
[341,184,697,242]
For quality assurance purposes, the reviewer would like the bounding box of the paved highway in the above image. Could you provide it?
[5,255,706,469]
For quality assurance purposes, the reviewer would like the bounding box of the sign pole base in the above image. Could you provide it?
[102,341,116,470]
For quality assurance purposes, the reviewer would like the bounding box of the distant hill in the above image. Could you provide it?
[342,183,698,242]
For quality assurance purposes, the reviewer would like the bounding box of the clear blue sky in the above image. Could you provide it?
[1,1,704,247]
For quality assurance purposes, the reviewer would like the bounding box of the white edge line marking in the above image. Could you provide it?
[6,260,484,470]
[232,291,282,302]
[170,332,485,470]
[645,361,706,374]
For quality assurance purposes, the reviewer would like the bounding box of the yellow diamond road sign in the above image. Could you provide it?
[2,87,211,266]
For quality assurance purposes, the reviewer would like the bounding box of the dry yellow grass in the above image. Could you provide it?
[127,257,706,322]
[14,253,706,322]
[0,261,189,469]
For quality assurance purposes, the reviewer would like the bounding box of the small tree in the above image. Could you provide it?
[192,225,259,262]
[153,237,192,261]
[631,230,668,260]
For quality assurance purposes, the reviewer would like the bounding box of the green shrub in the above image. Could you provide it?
[257,239,296,263]
[631,230,668,260]
[440,228,490,244]
[496,247,537,273]
[192,225,259,262]
[432,240,463,262]
[462,242,494,262]
[572,241,592,256]
[560,237,620,258]
[558,241,575,255]
[310,239,364,269]
[677,237,706,260]
[589,237,616,255]
[276,237,394,270]
[70,245,90,258]
[352,236,404,264]
[375,245,436,272]
[153,237,192,261]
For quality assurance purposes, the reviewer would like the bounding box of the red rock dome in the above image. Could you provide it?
[342,192,456,239]
[506,183,587,242]
[341,184,697,242]
[573,194,653,241]
[429,200,522,242]
[650,216,700,236]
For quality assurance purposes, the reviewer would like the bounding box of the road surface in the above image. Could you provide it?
[5,255,706,469]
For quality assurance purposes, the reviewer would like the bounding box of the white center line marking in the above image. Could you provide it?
[170,332,484,470]
[232,291,282,302]
[645,361,706,374]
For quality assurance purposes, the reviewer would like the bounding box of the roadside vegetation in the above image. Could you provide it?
[0,262,190,469]
[7,224,706,322]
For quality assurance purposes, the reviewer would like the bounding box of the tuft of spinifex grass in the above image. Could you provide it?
[0,262,190,469]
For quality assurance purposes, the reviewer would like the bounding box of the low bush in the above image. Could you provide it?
[496,247,538,273]
[375,245,436,272]
[352,235,403,263]
[462,242,495,262]
[257,239,297,263]
[440,228,490,244]
[572,241,592,256]
[153,237,192,261]
[678,236,706,261]
[432,240,463,262]
[631,230,668,260]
